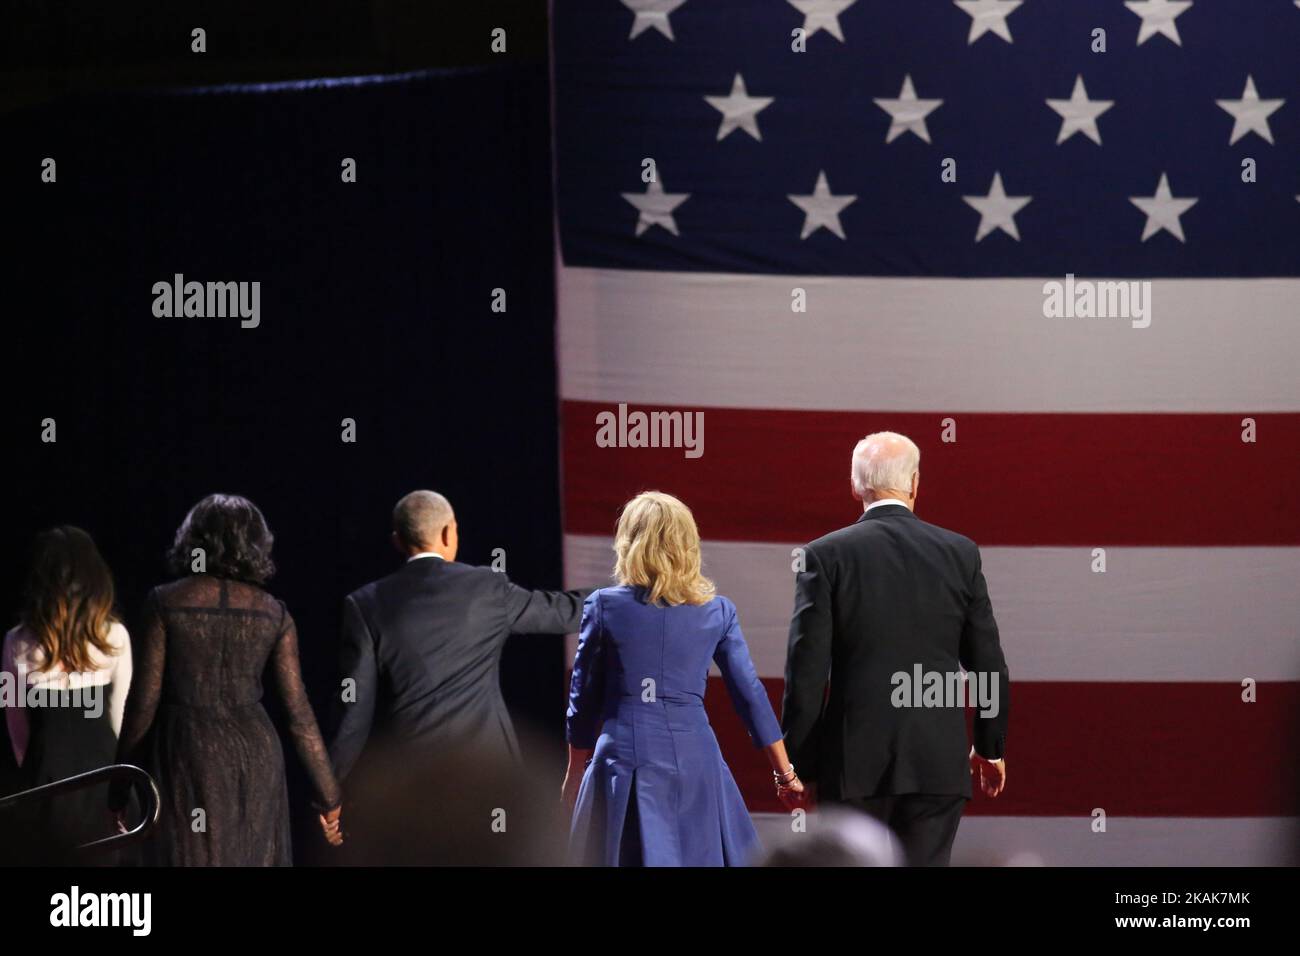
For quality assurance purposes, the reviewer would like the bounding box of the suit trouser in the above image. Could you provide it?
[840,793,967,866]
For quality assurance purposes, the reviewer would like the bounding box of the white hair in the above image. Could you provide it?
[851,431,920,498]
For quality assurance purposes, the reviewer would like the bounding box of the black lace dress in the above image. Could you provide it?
[109,576,340,865]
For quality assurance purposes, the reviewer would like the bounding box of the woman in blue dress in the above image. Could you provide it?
[564,491,804,866]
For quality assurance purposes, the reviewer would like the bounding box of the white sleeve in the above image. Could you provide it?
[109,624,133,740]
[2,631,30,768]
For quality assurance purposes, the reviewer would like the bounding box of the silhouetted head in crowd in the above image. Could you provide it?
[757,806,901,867]
[392,490,458,561]
[168,493,275,584]
[21,525,118,673]
[321,729,567,866]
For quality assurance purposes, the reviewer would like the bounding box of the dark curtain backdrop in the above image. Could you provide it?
[3,64,564,860]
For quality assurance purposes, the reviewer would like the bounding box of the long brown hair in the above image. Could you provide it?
[21,526,119,673]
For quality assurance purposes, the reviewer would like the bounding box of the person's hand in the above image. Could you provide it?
[109,810,128,835]
[774,764,810,810]
[971,754,1007,797]
[319,806,343,846]
[777,776,807,811]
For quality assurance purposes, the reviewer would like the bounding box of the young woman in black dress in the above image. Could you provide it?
[3,527,131,853]
[108,494,342,864]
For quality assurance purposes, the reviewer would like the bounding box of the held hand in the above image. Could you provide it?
[319,806,343,846]
[971,754,1007,798]
[560,771,582,812]
[561,746,593,813]
[774,762,810,810]
[777,777,807,811]
[110,810,128,835]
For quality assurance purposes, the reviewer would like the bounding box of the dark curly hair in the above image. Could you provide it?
[167,494,276,585]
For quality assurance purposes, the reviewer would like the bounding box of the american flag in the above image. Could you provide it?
[552,0,1300,864]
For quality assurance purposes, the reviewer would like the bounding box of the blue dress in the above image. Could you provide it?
[566,586,783,866]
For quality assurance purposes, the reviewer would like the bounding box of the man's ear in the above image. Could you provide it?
[442,520,455,546]
[391,531,403,554]
[850,479,863,502]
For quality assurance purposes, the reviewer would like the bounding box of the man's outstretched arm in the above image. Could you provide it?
[503,576,593,634]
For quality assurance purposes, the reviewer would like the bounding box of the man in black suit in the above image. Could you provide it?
[327,490,589,851]
[782,432,1009,866]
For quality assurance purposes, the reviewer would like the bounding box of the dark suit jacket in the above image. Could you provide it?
[328,557,589,783]
[782,504,1009,800]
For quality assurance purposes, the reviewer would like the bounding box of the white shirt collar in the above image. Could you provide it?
[865,498,911,513]
[407,552,445,562]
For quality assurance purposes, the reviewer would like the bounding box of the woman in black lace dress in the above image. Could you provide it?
[109,494,342,865]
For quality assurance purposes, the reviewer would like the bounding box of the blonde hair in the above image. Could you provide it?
[613,492,715,607]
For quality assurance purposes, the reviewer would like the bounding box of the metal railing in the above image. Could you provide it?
[0,763,160,854]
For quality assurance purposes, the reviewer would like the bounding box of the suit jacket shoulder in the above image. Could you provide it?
[914,516,979,555]
[811,513,979,553]
[349,560,503,612]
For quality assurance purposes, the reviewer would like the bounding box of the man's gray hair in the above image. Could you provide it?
[851,431,920,498]
[393,490,454,550]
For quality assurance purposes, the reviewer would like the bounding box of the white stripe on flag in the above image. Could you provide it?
[564,534,1300,681]
[558,267,1300,412]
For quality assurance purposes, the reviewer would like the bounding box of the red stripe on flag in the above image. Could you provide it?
[562,402,1300,545]
[708,678,1300,816]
